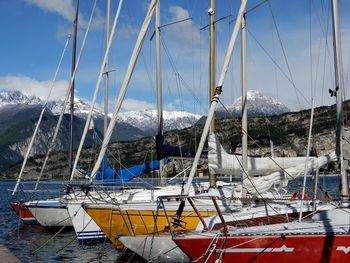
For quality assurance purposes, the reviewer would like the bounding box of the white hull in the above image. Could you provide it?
[27,200,72,227]
[67,202,106,243]
[118,235,190,263]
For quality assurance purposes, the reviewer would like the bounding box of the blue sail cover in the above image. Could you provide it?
[95,155,166,185]
[156,134,207,159]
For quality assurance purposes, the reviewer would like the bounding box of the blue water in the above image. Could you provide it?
[0,176,341,262]
[0,181,119,263]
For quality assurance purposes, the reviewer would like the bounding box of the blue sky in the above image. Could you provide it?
[0,0,349,115]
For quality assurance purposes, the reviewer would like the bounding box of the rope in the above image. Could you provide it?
[217,99,330,196]
[32,225,67,254]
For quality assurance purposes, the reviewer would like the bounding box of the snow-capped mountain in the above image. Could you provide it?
[117,109,202,134]
[218,90,290,117]
[0,90,103,117]
[0,90,42,107]
[0,90,201,134]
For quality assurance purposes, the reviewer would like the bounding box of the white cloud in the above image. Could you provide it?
[0,75,69,100]
[121,98,155,111]
[24,0,104,30]
[166,6,201,48]
[25,0,75,22]
[118,24,139,40]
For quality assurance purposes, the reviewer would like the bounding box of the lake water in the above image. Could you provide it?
[0,176,342,262]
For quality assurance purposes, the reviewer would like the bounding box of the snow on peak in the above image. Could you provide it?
[222,90,290,117]
[0,90,201,133]
[118,109,202,133]
[0,89,102,116]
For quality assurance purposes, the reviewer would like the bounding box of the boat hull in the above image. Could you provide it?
[86,206,214,248]
[174,234,350,263]
[10,202,37,224]
[67,203,106,244]
[118,235,190,263]
[27,200,72,227]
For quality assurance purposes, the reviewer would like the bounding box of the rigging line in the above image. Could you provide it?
[309,0,314,99]
[34,0,99,190]
[13,34,71,194]
[231,151,283,220]
[271,16,279,100]
[246,27,310,106]
[267,1,305,109]
[229,0,269,24]
[150,17,193,41]
[200,14,232,31]
[320,0,332,105]
[160,17,193,29]
[217,99,326,195]
[159,34,207,113]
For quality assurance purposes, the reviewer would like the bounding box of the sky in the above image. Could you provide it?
[0,0,349,115]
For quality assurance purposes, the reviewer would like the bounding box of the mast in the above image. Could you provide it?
[89,0,158,179]
[155,0,165,186]
[69,0,79,175]
[183,0,248,195]
[104,0,110,134]
[70,0,124,181]
[208,0,216,188]
[331,0,349,202]
[241,1,248,195]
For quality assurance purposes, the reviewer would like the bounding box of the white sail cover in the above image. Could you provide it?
[208,133,336,194]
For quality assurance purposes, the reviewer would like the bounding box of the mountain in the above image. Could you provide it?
[217,90,290,118]
[0,90,201,171]
[0,90,202,134]
[0,90,103,117]
[118,109,202,135]
[1,102,341,180]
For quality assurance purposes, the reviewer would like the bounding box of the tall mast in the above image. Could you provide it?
[331,0,349,201]
[69,0,79,175]
[241,1,248,195]
[156,1,162,137]
[208,0,216,188]
[155,0,165,186]
[209,0,216,133]
[104,0,110,135]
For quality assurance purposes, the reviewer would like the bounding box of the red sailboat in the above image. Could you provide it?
[172,0,350,262]
[10,202,36,224]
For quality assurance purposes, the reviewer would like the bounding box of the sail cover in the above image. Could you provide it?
[208,133,336,194]
[208,134,334,176]
[243,152,336,194]
[95,155,167,185]
[156,134,205,159]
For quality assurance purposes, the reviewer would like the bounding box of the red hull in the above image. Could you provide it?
[10,202,37,224]
[174,234,350,263]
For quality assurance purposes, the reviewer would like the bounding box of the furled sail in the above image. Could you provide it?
[243,152,336,194]
[208,133,334,176]
[208,133,336,194]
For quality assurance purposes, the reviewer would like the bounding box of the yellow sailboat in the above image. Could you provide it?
[85,201,217,248]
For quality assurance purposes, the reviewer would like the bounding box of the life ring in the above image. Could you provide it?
[291,192,309,200]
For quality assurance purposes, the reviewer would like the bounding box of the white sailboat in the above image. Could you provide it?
[117,0,338,261]
[172,0,350,262]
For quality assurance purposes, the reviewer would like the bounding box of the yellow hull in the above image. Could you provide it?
[86,207,215,248]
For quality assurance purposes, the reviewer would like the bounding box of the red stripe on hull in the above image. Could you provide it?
[174,234,350,263]
[10,202,36,223]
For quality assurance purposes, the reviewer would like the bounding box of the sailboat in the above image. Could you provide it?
[77,0,248,249]
[115,1,334,262]
[44,0,204,244]
[172,0,350,262]
[9,0,81,225]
